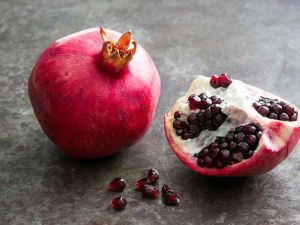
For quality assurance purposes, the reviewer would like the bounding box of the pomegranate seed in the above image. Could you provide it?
[174,111,181,119]
[208,147,219,159]
[270,103,282,114]
[108,178,126,192]
[199,98,212,109]
[283,104,294,116]
[147,169,159,184]
[269,113,278,119]
[214,159,225,168]
[257,106,270,116]
[234,132,245,142]
[188,94,201,110]
[279,112,289,121]
[231,152,244,163]
[218,149,230,162]
[244,135,257,146]
[136,177,150,191]
[253,102,261,109]
[161,184,174,196]
[173,120,187,129]
[218,73,232,88]
[142,185,160,199]
[111,197,127,210]
[228,141,237,150]
[237,142,249,153]
[187,113,198,124]
[164,193,180,205]
[242,124,256,134]
[210,75,220,88]
[290,113,298,121]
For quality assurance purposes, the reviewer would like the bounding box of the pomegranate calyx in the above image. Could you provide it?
[100,27,137,72]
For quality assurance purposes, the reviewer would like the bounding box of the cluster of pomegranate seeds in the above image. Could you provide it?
[210,73,232,88]
[196,124,263,168]
[111,197,127,210]
[162,184,180,206]
[173,93,227,140]
[253,97,298,121]
[108,178,126,192]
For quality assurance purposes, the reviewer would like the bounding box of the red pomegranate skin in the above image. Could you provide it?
[28,28,160,158]
[164,81,300,176]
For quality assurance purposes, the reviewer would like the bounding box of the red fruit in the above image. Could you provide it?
[164,193,180,206]
[164,75,300,176]
[142,185,160,199]
[161,184,174,196]
[135,177,150,191]
[218,73,232,88]
[111,197,127,210]
[108,178,126,192]
[28,27,160,158]
[147,169,159,184]
[210,75,220,88]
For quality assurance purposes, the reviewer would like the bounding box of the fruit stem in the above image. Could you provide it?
[100,27,137,72]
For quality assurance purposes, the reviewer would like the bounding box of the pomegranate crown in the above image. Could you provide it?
[100,27,137,72]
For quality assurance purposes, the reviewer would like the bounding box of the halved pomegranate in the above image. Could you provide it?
[164,75,300,176]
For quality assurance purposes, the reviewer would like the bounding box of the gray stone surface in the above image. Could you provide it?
[1,0,300,224]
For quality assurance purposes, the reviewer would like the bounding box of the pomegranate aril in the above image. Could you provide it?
[235,132,245,142]
[174,111,181,119]
[257,106,270,116]
[188,125,201,134]
[253,102,261,109]
[244,135,256,146]
[279,113,289,121]
[212,98,222,104]
[198,148,209,158]
[164,193,180,205]
[142,185,160,199]
[269,113,278,119]
[283,104,294,116]
[173,120,187,130]
[210,75,220,88]
[228,141,237,150]
[136,178,150,191]
[188,94,201,110]
[270,103,282,114]
[209,147,219,159]
[147,169,159,184]
[256,131,263,139]
[199,98,212,109]
[290,113,298,121]
[108,178,126,192]
[244,150,254,159]
[182,132,193,140]
[231,152,244,163]
[237,142,249,153]
[218,73,232,88]
[242,124,256,134]
[214,159,225,168]
[225,132,234,141]
[111,197,127,210]
[218,149,230,162]
[187,113,198,124]
[161,184,174,196]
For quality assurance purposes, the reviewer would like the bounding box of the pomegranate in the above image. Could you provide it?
[164,75,300,176]
[28,27,160,158]
[161,184,179,206]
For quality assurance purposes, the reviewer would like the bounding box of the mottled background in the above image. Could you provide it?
[1,0,300,224]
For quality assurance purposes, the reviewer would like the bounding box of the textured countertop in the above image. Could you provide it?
[1,0,300,224]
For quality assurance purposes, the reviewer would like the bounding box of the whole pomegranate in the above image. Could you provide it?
[28,27,160,158]
[164,74,300,176]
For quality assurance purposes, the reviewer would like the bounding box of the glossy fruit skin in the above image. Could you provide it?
[164,76,300,176]
[28,28,160,158]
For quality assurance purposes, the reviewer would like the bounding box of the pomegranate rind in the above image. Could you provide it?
[164,75,300,176]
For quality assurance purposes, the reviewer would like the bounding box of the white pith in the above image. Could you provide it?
[167,75,297,156]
